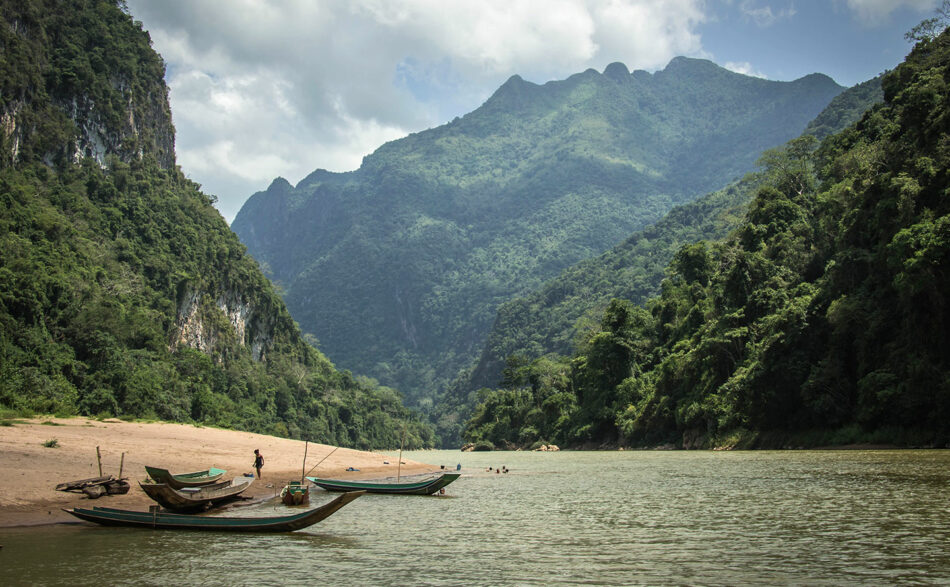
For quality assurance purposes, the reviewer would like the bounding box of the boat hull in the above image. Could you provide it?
[306,472,460,495]
[139,476,253,512]
[144,466,227,489]
[63,491,364,532]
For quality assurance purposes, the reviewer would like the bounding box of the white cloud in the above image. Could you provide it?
[126,0,709,222]
[738,1,797,27]
[843,0,938,26]
[592,0,706,70]
[724,61,769,78]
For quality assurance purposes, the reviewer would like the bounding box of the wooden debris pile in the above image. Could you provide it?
[56,475,130,499]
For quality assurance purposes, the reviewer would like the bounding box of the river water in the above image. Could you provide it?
[2,449,950,585]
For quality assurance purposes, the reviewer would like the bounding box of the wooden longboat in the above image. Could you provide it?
[139,476,253,512]
[306,472,460,495]
[63,491,364,532]
[144,466,227,489]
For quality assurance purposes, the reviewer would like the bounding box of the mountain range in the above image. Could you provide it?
[3,0,919,452]
[466,75,885,397]
[233,57,846,420]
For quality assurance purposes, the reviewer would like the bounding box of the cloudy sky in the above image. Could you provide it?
[124,0,941,223]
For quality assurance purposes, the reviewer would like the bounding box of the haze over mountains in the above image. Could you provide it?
[233,57,845,416]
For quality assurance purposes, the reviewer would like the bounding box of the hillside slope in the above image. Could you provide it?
[464,30,950,449]
[0,0,431,449]
[467,76,884,396]
[233,58,844,410]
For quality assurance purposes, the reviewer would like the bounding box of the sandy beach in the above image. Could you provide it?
[0,417,442,528]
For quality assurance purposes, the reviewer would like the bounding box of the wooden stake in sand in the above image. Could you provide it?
[397,424,407,483]
[118,452,125,479]
[96,446,102,476]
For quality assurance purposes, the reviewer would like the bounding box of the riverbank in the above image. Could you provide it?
[0,417,442,528]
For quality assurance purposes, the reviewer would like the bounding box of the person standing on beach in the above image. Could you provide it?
[254,449,264,479]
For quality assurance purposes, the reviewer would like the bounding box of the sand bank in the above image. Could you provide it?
[0,417,441,527]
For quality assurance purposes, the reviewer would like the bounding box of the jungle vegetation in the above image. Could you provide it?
[463,29,950,449]
[233,56,845,428]
[0,0,432,449]
[461,77,884,423]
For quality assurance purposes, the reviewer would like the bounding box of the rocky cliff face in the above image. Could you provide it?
[1,2,264,364]
[60,79,175,169]
[0,99,23,164]
[0,1,175,170]
[173,287,274,362]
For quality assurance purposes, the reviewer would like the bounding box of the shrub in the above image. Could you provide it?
[472,440,495,451]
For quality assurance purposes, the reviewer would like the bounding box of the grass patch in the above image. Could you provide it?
[0,418,30,426]
[43,438,60,448]
[0,407,35,420]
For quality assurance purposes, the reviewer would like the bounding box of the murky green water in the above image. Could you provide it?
[3,450,950,585]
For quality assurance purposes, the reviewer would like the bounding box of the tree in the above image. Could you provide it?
[905,1,950,42]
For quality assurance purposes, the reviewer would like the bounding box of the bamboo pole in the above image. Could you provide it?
[301,441,309,483]
[96,446,102,477]
[304,446,339,478]
[118,452,125,479]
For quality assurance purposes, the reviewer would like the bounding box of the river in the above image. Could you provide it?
[2,449,950,585]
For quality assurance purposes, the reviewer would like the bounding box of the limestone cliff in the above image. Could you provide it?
[174,287,274,362]
[0,0,175,170]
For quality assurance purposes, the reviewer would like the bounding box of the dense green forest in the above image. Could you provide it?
[464,29,950,449]
[0,0,432,449]
[803,76,884,139]
[463,77,884,411]
[234,58,844,425]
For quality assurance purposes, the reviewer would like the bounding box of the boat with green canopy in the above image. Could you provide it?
[63,491,364,532]
[306,472,460,495]
[144,466,227,489]
[281,480,310,505]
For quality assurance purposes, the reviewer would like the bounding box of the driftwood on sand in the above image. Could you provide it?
[56,475,130,498]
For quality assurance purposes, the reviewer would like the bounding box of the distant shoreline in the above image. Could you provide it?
[475,441,923,452]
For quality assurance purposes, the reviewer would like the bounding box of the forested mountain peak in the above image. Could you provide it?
[496,73,528,89]
[602,61,631,81]
[266,176,292,193]
[233,50,846,435]
[660,55,726,75]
